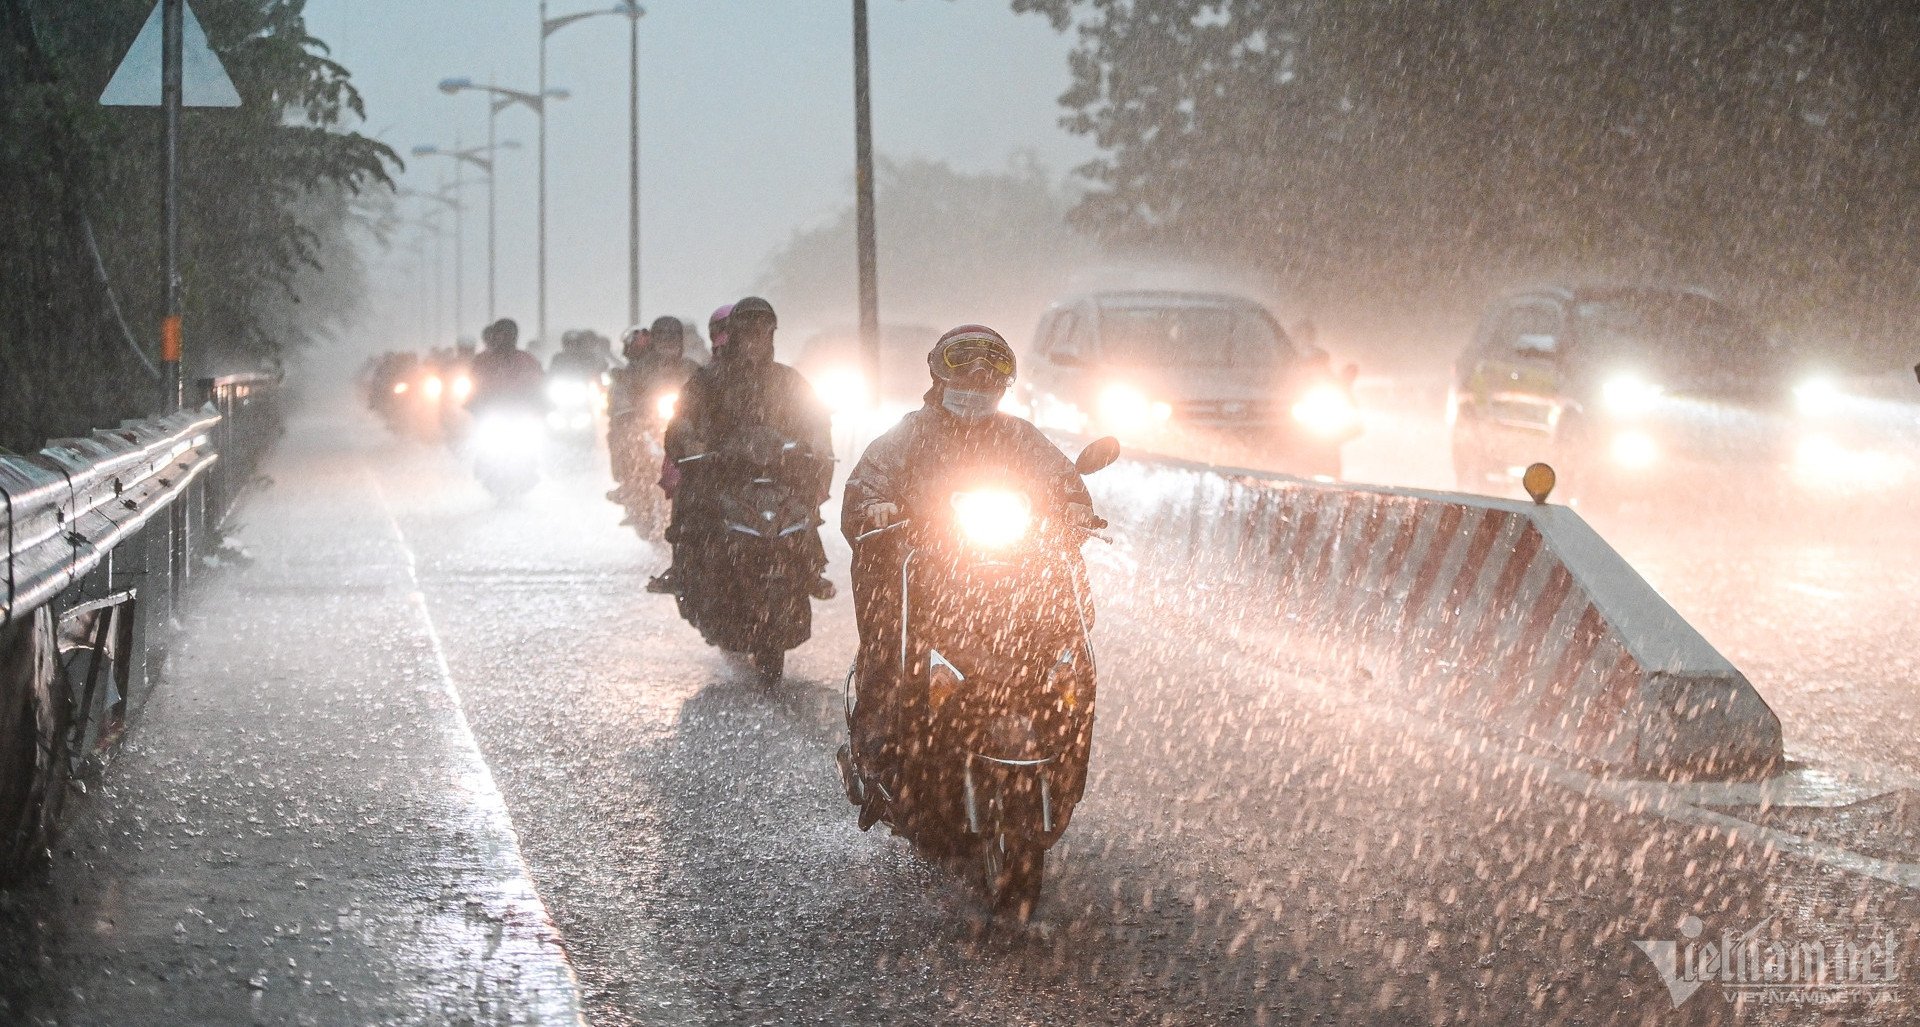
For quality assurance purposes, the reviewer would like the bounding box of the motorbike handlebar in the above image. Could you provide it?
[853,519,912,544]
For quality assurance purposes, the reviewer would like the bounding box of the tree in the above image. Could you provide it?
[0,0,396,449]
[1014,0,1920,358]
[757,155,1099,352]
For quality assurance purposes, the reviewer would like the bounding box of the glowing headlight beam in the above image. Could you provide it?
[950,489,1032,549]
[655,391,679,421]
[1794,377,1844,417]
[813,367,871,416]
[422,375,444,400]
[1099,384,1170,430]
[1601,374,1664,416]
[1609,430,1659,469]
[1290,383,1359,438]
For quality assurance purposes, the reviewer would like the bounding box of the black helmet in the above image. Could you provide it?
[728,296,777,331]
[648,315,684,343]
[482,318,519,349]
[928,324,1016,389]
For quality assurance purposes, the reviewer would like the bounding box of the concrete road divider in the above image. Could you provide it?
[1084,450,1783,777]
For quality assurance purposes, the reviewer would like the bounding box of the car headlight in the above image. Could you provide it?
[1609,430,1659,468]
[1290,383,1359,438]
[1601,374,1663,416]
[1793,377,1844,417]
[1099,383,1171,430]
[451,374,473,401]
[422,375,444,400]
[950,489,1032,549]
[813,367,871,416]
[655,391,679,421]
[392,381,409,395]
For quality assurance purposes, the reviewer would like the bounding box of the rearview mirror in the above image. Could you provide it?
[1075,436,1121,475]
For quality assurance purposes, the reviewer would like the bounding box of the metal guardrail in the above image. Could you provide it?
[0,376,282,881]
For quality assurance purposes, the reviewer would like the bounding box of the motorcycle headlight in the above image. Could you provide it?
[951,489,1032,549]
[422,375,444,400]
[475,415,543,458]
[1290,383,1359,438]
[1099,383,1171,430]
[655,391,679,421]
[547,379,586,406]
[451,374,473,401]
[392,381,409,395]
[1601,374,1664,416]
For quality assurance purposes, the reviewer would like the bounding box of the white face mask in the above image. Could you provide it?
[941,387,1001,420]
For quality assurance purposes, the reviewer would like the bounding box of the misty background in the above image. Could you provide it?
[8,0,1920,447]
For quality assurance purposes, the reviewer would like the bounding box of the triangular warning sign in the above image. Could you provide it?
[100,0,242,108]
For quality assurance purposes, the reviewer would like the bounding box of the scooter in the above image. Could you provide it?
[839,436,1120,914]
[673,425,830,682]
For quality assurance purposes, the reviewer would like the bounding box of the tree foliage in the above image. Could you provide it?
[1014,0,1920,355]
[757,155,1098,349]
[0,0,395,449]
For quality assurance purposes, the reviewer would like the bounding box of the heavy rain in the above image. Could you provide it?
[1,2,1917,1025]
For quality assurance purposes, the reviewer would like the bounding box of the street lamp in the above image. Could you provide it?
[439,76,569,348]
[544,1,645,328]
[399,181,474,343]
[412,141,522,325]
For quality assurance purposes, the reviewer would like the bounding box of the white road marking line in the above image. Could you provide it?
[365,467,587,1025]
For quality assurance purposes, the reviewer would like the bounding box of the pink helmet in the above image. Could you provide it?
[707,304,734,355]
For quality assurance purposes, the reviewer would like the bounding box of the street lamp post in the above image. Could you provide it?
[544,2,645,327]
[398,189,461,343]
[440,78,567,344]
[412,141,521,335]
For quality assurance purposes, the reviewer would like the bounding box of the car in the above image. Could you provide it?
[1022,290,1360,477]
[1449,285,1877,505]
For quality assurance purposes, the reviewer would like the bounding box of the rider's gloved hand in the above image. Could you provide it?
[1065,502,1107,531]
[864,502,901,530]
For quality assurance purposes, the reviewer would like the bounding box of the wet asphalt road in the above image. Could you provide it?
[365,407,1917,1026]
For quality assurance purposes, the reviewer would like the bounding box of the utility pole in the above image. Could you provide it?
[162,0,183,411]
[628,7,641,328]
[451,138,465,344]
[537,0,550,351]
[852,0,880,400]
[488,79,500,321]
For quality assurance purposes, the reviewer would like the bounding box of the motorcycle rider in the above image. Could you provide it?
[651,296,835,599]
[467,318,546,415]
[837,324,1098,819]
[607,317,701,512]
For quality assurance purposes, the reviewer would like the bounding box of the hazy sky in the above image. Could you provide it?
[305,0,1095,349]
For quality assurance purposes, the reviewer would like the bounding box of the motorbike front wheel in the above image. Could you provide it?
[980,832,1045,916]
[749,647,784,684]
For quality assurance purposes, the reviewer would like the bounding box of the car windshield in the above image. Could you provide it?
[1098,304,1284,368]
[1571,295,1782,376]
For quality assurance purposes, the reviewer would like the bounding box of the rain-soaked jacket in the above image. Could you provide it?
[840,390,1090,542]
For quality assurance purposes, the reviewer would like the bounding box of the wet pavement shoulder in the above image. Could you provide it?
[0,422,584,1026]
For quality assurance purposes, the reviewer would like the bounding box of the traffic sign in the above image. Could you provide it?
[100,0,240,108]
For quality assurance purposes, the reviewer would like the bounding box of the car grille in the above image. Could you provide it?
[1171,398,1279,423]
